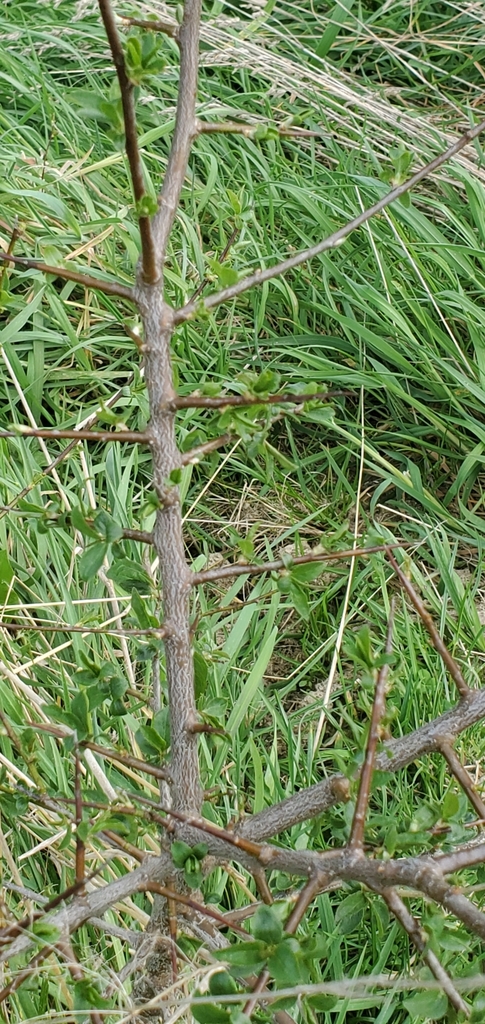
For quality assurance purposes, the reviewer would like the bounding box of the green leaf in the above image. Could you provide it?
[442,791,460,821]
[136,194,158,217]
[0,549,14,604]
[184,861,204,889]
[171,840,192,868]
[79,542,108,580]
[194,650,209,700]
[192,1001,230,1024]
[288,579,310,620]
[130,589,154,629]
[107,558,152,594]
[307,995,338,1011]
[252,905,283,945]
[94,510,123,543]
[73,981,112,1012]
[402,990,448,1019]
[32,921,60,943]
[267,939,302,986]
[191,842,209,860]
[208,259,239,287]
[299,934,329,960]
[335,891,366,934]
[290,560,324,583]
[70,507,100,539]
[135,723,168,759]
[70,690,90,739]
[213,942,266,975]
[209,972,238,997]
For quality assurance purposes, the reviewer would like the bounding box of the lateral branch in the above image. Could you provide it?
[174,388,346,409]
[0,250,135,300]
[174,116,485,323]
[98,0,159,283]
[387,551,470,698]
[0,427,151,443]
[191,541,411,586]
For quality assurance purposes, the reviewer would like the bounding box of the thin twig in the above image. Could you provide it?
[196,119,320,138]
[0,868,106,947]
[284,873,324,934]
[188,225,239,303]
[75,751,85,890]
[57,936,105,1024]
[0,250,135,299]
[0,618,166,634]
[0,218,21,292]
[151,0,202,261]
[348,601,395,850]
[98,0,158,283]
[0,427,151,443]
[26,724,171,781]
[121,15,179,40]
[174,388,347,409]
[174,116,485,322]
[387,551,470,698]
[439,741,485,820]
[378,887,468,1016]
[181,432,231,464]
[145,882,249,937]
[191,541,410,585]
[0,363,142,520]
[238,687,485,842]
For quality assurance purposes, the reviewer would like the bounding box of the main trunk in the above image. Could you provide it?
[140,288,201,815]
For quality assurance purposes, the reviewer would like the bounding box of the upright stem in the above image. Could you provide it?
[139,290,201,814]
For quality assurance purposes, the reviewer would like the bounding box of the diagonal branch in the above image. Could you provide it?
[174,116,485,323]
[97,0,158,283]
[377,887,468,1016]
[348,601,395,850]
[181,432,231,464]
[0,250,135,299]
[387,551,470,698]
[238,686,485,841]
[151,0,202,264]
[439,741,485,820]
[191,542,410,586]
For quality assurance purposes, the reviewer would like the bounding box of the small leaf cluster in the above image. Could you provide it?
[69,84,124,139]
[71,507,123,580]
[171,840,208,888]
[274,557,325,621]
[45,654,128,738]
[200,905,335,1020]
[135,707,170,761]
[382,142,413,207]
[124,32,166,86]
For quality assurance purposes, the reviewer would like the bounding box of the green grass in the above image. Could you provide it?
[1,0,485,1021]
